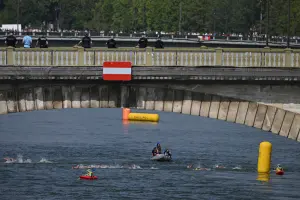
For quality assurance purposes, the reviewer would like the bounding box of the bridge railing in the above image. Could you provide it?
[1,47,300,67]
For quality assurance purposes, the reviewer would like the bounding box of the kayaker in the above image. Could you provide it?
[276,164,283,171]
[152,147,158,156]
[85,169,94,177]
[156,143,162,154]
[164,149,172,158]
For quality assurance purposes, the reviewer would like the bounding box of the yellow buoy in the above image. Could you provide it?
[128,113,159,122]
[257,173,270,182]
[257,141,272,173]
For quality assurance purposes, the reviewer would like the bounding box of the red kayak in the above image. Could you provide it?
[79,175,98,180]
[276,170,284,175]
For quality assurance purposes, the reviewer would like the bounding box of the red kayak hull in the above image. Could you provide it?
[276,171,284,175]
[80,176,98,180]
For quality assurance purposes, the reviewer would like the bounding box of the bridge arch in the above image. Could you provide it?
[0,83,299,142]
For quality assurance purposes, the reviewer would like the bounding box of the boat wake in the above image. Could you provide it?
[3,155,53,164]
[72,164,143,170]
[187,163,244,171]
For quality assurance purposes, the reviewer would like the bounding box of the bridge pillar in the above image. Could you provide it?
[99,86,109,108]
[254,104,268,129]
[77,47,85,66]
[25,88,35,111]
[53,86,63,109]
[236,102,249,124]
[163,90,174,112]
[18,88,27,112]
[34,87,45,110]
[145,47,153,66]
[108,85,118,108]
[71,86,81,109]
[62,86,72,109]
[284,48,292,67]
[7,90,18,113]
[0,91,8,114]
[218,97,230,120]
[215,48,223,66]
[271,109,286,134]
[120,85,129,108]
[145,88,155,110]
[154,88,165,111]
[6,47,14,65]
[200,94,211,117]
[182,91,192,115]
[90,86,100,108]
[191,93,201,116]
[81,87,91,108]
[136,87,146,109]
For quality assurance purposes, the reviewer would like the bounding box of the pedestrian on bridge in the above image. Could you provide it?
[155,37,164,48]
[5,32,18,48]
[36,35,48,48]
[106,36,117,48]
[22,33,32,48]
[137,37,148,48]
[77,32,92,48]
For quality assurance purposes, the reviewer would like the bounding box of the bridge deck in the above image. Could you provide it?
[0,66,300,81]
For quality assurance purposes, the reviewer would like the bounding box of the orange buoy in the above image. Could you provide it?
[122,108,131,120]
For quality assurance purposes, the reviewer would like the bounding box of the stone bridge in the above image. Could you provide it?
[0,77,300,142]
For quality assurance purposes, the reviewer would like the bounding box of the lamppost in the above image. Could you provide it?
[55,6,61,31]
[260,0,262,35]
[179,1,182,36]
[266,0,269,46]
[213,8,216,39]
[17,0,20,33]
[287,0,291,48]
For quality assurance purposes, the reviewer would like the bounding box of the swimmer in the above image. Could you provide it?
[214,164,226,169]
[187,164,193,169]
[3,157,16,163]
[194,167,210,171]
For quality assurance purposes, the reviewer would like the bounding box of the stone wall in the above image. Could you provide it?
[0,82,299,142]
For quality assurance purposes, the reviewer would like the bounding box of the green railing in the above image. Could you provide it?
[1,47,299,67]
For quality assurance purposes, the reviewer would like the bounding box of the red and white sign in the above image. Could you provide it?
[103,61,132,81]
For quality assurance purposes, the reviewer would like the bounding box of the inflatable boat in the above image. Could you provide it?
[151,154,172,161]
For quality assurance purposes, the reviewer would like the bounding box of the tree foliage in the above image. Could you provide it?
[0,0,298,36]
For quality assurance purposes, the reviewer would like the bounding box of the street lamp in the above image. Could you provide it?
[179,1,182,35]
[260,0,262,35]
[266,0,269,46]
[213,9,216,39]
[55,6,61,31]
[17,0,20,33]
[287,0,291,48]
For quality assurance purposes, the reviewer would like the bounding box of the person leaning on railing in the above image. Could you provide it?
[5,32,18,48]
[137,37,148,48]
[76,33,92,48]
[22,32,32,48]
[35,35,48,48]
[106,36,117,48]
[154,37,164,48]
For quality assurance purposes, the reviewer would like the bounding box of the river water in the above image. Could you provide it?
[0,108,299,200]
